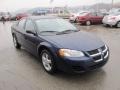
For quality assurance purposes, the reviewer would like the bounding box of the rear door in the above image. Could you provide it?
[15,19,26,46]
[88,12,98,23]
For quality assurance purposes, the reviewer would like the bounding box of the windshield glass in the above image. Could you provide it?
[35,18,77,35]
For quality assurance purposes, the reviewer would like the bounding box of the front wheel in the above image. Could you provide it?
[40,49,56,74]
[13,35,21,49]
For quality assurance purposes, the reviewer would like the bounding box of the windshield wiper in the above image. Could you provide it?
[57,29,78,35]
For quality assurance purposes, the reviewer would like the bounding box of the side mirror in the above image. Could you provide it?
[26,30,36,35]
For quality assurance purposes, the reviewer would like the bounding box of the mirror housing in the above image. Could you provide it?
[26,30,36,35]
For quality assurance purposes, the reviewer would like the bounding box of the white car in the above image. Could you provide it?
[69,11,89,23]
[102,13,120,28]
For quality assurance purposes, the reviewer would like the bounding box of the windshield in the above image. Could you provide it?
[35,18,77,35]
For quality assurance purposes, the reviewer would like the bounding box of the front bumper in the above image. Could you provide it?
[56,56,109,73]
[56,45,109,73]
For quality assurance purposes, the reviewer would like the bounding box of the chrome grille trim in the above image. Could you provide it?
[90,52,101,57]
[104,51,109,59]
[87,45,108,62]
[103,45,108,53]
[94,59,103,62]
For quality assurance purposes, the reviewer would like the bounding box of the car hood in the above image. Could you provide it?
[41,31,105,51]
[104,14,119,20]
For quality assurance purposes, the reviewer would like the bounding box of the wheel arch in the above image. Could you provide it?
[37,42,57,57]
[115,20,120,27]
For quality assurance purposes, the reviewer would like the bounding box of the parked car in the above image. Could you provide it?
[16,13,29,20]
[11,16,109,74]
[76,12,104,25]
[69,11,89,23]
[10,13,30,21]
[0,12,11,21]
[4,14,10,21]
[102,12,120,28]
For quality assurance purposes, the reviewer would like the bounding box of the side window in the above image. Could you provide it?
[25,20,35,33]
[97,13,104,17]
[90,12,97,16]
[18,19,26,29]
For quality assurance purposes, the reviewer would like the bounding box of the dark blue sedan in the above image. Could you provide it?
[11,16,109,74]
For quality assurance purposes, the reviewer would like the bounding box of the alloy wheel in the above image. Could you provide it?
[42,52,52,71]
[86,21,91,26]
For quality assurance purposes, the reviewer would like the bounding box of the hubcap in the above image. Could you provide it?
[117,22,120,28]
[13,37,17,47]
[42,53,52,71]
[86,21,91,25]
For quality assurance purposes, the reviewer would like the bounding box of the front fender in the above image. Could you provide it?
[37,42,59,56]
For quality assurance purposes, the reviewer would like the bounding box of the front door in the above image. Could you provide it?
[24,19,39,56]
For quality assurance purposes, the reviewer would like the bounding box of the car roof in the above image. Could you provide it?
[26,15,60,20]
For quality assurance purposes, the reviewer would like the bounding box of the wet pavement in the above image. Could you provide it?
[0,22,120,90]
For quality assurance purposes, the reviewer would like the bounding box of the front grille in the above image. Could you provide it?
[87,49,99,55]
[86,45,108,62]
[93,55,101,60]
[104,51,107,57]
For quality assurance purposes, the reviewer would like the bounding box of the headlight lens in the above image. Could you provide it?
[58,49,84,57]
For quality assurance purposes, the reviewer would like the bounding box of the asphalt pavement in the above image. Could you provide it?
[0,22,120,90]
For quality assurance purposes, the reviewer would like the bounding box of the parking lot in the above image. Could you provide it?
[0,21,120,90]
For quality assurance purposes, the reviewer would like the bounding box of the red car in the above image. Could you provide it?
[16,13,29,20]
[76,12,104,25]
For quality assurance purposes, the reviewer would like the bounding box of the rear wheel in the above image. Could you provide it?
[86,21,91,26]
[13,35,21,49]
[116,21,120,28]
[40,49,56,74]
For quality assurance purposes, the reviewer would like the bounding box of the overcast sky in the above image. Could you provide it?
[0,0,119,12]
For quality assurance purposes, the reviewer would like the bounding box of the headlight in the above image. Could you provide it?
[58,49,84,57]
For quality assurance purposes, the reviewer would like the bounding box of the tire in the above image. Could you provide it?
[15,18,18,21]
[86,21,91,26]
[103,23,109,27]
[116,21,120,28]
[74,19,77,23]
[13,35,21,49]
[40,49,56,74]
